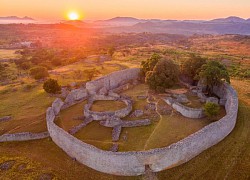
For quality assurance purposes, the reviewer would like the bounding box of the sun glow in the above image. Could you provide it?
[68,12,79,20]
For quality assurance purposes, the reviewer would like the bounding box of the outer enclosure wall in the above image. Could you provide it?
[47,68,238,176]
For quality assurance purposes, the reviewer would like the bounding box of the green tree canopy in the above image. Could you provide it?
[195,60,230,94]
[182,54,207,80]
[141,53,161,75]
[145,59,179,92]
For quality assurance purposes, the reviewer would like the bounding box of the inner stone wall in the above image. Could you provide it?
[86,68,140,94]
[164,97,205,119]
[46,69,238,176]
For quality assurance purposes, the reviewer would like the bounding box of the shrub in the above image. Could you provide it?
[29,66,49,80]
[145,59,179,92]
[43,79,61,94]
[203,102,220,120]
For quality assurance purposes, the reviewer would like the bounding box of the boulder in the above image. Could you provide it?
[206,97,219,104]
[52,98,64,115]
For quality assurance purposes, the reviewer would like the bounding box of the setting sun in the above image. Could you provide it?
[68,12,79,20]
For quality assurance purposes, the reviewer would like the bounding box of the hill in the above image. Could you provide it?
[0,16,34,20]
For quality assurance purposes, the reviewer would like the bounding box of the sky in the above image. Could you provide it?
[1,0,250,20]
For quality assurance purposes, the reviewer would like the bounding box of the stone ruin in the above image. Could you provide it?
[69,89,151,151]
[0,68,239,176]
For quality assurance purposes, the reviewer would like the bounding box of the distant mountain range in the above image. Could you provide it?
[96,16,250,35]
[1,15,250,35]
[0,16,34,20]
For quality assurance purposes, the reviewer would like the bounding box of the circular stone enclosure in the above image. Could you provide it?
[84,94,133,121]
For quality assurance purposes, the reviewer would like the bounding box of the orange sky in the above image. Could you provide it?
[1,0,250,20]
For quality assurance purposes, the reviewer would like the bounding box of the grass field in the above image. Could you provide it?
[0,49,19,59]
[0,83,55,134]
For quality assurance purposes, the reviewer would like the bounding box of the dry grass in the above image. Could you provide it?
[91,100,127,112]
[0,49,19,59]
[0,84,55,134]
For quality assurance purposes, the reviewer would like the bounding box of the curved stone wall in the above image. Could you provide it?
[84,94,133,121]
[164,97,204,119]
[46,69,238,176]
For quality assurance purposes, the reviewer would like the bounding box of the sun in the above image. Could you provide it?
[68,12,79,20]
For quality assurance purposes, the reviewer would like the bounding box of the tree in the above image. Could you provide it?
[141,53,161,75]
[43,79,61,94]
[182,54,207,80]
[204,102,220,120]
[145,59,179,92]
[29,66,49,80]
[195,61,230,95]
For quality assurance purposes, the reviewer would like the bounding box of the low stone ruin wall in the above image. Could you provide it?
[164,97,204,119]
[46,80,238,176]
[0,132,49,142]
[84,94,133,121]
[86,68,140,94]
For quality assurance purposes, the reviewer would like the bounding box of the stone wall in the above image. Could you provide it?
[86,68,140,94]
[164,97,205,119]
[46,79,238,176]
[84,94,133,121]
[0,132,49,142]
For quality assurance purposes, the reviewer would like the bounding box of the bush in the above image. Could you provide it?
[29,66,49,80]
[145,59,179,92]
[43,79,61,94]
[203,102,220,120]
